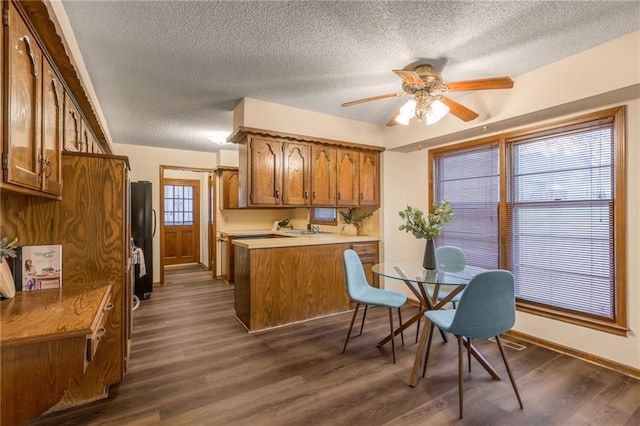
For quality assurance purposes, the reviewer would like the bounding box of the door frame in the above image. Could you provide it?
[162,177,201,266]
[159,165,216,285]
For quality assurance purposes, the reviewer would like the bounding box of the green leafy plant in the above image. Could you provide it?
[398,201,454,239]
[0,237,18,263]
[339,208,374,227]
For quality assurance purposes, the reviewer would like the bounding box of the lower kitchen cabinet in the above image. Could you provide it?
[234,243,352,331]
[350,241,379,287]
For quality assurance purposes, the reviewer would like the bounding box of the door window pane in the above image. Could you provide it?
[164,184,194,225]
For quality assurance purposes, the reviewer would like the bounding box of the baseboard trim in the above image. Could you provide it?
[506,330,640,380]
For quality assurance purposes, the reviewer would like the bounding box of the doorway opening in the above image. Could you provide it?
[159,165,216,285]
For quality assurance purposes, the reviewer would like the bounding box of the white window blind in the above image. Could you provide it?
[434,143,500,269]
[507,121,615,319]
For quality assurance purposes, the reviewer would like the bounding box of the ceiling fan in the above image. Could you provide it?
[341,64,514,126]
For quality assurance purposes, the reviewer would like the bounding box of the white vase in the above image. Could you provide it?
[0,259,16,299]
[342,224,358,236]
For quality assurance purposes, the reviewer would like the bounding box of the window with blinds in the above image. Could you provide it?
[434,143,500,269]
[429,107,626,333]
[507,121,615,320]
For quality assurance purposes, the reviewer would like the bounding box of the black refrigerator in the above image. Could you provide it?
[131,181,155,300]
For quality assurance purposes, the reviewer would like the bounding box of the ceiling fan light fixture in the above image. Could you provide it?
[425,99,450,125]
[395,99,416,125]
[394,97,449,126]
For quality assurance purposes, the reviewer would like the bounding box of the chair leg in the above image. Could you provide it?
[439,327,449,343]
[388,308,397,364]
[457,336,464,419]
[495,335,524,409]
[467,337,472,372]
[397,307,405,346]
[342,303,360,354]
[422,322,435,378]
[358,305,368,336]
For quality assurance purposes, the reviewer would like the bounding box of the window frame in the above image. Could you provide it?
[428,106,627,335]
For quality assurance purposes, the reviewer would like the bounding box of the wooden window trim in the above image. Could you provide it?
[428,106,628,335]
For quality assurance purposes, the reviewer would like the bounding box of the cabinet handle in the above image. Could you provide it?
[37,156,53,181]
[337,193,341,201]
[360,193,364,201]
[275,189,280,200]
[97,328,106,338]
[312,192,316,199]
[304,191,308,199]
[104,303,114,312]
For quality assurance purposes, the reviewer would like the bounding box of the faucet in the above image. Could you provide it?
[308,224,320,233]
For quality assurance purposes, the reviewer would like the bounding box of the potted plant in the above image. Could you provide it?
[398,201,454,269]
[339,208,374,236]
[0,237,18,299]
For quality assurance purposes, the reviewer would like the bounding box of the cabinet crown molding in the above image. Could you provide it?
[229,126,385,153]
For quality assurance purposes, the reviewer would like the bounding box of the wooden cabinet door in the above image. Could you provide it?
[310,145,336,206]
[359,151,380,206]
[248,137,282,205]
[282,141,310,206]
[336,148,359,206]
[221,169,239,209]
[6,3,42,190]
[79,125,91,153]
[63,92,82,151]
[41,58,63,195]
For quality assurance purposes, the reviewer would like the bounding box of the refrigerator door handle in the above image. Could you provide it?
[152,209,157,237]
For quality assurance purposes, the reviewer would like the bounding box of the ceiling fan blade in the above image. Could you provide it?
[386,109,401,127]
[441,97,479,121]
[445,76,514,92]
[392,70,424,86]
[341,92,404,107]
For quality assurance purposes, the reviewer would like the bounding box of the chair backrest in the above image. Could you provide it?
[343,249,371,299]
[447,270,515,339]
[436,245,467,272]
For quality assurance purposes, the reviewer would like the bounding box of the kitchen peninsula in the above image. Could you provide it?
[230,231,379,332]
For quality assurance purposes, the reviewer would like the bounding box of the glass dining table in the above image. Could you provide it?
[372,261,501,386]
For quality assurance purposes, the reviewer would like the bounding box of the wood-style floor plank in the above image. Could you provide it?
[28,273,640,426]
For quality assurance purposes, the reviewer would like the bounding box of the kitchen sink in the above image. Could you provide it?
[284,230,330,236]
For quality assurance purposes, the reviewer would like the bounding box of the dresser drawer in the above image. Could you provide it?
[85,290,113,369]
[350,242,378,258]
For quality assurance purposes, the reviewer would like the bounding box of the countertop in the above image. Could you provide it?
[219,229,379,249]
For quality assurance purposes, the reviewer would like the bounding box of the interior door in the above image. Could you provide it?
[163,179,200,266]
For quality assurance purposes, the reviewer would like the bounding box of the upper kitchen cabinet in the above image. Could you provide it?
[236,135,311,207]
[216,166,239,209]
[282,141,310,206]
[63,92,82,151]
[4,2,62,197]
[359,150,380,206]
[246,136,283,206]
[231,127,383,208]
[2,1,112,198]
[336,148,359,206]
[310,145,336,206]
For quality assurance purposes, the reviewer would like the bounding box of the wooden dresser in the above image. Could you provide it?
[0,284,112,425]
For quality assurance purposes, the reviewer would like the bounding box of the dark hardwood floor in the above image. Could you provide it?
[29,271,639,426]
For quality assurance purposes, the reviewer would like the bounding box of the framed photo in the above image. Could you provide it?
[14,245,62,292]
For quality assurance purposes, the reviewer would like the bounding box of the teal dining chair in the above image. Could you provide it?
[342,249,407,363]
[422,269,523,419]
[415,245,468,343]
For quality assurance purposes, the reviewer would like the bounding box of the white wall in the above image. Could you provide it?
[236,97,385,147]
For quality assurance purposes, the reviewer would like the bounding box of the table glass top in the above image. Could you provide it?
[372,262,486,285]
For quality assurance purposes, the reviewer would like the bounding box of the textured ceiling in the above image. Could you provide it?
[60,1,640,152]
